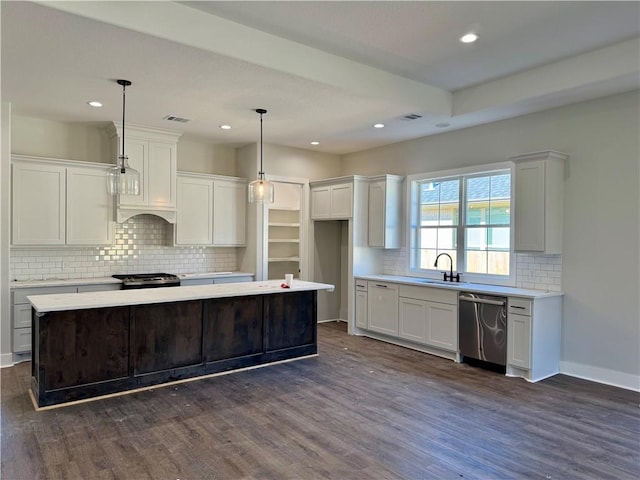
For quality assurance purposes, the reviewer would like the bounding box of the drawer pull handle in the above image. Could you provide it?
[374,284,388,288]
[511,305,526,309]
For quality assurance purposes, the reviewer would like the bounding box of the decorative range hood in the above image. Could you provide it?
[105,122,182,224]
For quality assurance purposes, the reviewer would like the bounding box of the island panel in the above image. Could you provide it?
[265,291,317,352]
[133,300,203,375]
[204,295,264,362]
[39,306,130,390]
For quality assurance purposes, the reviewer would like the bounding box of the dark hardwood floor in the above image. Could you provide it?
[2,321,639,479]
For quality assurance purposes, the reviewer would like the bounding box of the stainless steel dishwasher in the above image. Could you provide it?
[459,292,507,366]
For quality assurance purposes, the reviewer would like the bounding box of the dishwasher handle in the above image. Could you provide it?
[459,295,505,306]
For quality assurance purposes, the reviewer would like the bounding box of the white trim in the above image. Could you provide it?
[0,353,14,368]
[560,360,640,392]
[406,160,513,184]
[406,162,516,286]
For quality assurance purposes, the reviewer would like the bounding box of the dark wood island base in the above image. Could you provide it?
[31,290,318,408]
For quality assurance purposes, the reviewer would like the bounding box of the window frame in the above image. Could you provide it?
[406,161,516,286]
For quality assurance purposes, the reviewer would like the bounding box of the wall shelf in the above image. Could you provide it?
[268,257,300,262]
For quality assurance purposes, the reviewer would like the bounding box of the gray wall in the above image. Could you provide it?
[342,90,640,389]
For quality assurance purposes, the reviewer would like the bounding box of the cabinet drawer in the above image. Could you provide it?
[508,297,532,316]
[213,276,253,284]
[12,285,78,304]
[77,283,122,293]
[368,281,399,291]
[399,284,457,305]
[355,279,368,291]
[13,303,32,329]
[181,278,214,286]
[13,327,32,353]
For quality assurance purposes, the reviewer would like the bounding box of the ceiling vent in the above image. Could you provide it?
[401,113,422,120]
[164,115,190,123]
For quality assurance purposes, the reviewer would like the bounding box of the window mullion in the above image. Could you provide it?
[458,176,466,273]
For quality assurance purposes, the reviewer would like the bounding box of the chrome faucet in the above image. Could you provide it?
[434,253,460,282]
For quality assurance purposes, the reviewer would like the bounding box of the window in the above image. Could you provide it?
[409,164,513,284]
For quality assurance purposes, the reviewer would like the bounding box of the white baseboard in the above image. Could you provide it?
[318,318,345,324]
[560,361,640,392]
[0,352,14,368]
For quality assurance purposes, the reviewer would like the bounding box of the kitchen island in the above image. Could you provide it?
[28,280,334,408]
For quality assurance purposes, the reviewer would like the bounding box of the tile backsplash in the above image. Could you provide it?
[383,248,562,292]
[10,215,239,280]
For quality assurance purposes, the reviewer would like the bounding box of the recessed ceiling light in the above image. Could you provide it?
[373,123,385,129]
[435,122,451,128]
[220,125,231,130]
[87,101,102,108]
[310,141,319,145]
[459,33,478,44]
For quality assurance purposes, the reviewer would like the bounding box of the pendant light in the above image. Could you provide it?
[107,79,141,196]
[248,108,274,204]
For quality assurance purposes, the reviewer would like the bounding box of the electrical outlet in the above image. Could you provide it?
[62,261,69,271]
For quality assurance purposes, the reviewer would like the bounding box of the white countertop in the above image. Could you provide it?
[11,277,122,289]
[28,280,335,313]
[178,272,253,279]
[11,272,254,289]
[356,274,562,299]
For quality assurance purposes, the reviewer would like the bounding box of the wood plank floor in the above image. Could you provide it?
[2,322,639,479]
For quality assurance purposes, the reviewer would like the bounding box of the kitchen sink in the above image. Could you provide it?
[410,278,468,286]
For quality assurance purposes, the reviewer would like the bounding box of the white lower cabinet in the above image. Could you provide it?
[426,301,458,352]
[507,313,531,369]
[399,284,458,352]
[355,281,368,329]
[506,296,562,382]
[367,282,399,336]
[399,297,427,343]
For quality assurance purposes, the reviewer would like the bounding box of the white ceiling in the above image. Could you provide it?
[2,1,639,155]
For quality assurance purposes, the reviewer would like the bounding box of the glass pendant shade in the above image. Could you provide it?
[107,155,140,195]
[248,176,275,204]
[248,108,274,204]
[107,79,140,196]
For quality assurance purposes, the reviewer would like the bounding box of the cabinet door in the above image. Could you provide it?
[66,166,114,245]
[368,181,386,247]
[118,137,147,206]
[399,297,427,343]
[514,160,545,252]
[355,290,368,329]
[213,180,246,246]
[330,183,353,218]
[13,303,32,329]
[311,186,331,219]
[426,302,458,352]
[148,141,177,208]
[508,313,531,369]
[12,162,65,245]
[176,176,213,245]
[13,328,31,353]
[367,283,399,336]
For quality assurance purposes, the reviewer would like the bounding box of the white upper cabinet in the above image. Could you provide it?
[512,150,567,253]
[175,175,213,245]
[175,172,247,247]
[12,156,113,246]
[368,175,403,248]
[213,178,246,246]
[310,179,353,220]
[66,166,114,245]
[106,123,182,223]
[12,160,66,245]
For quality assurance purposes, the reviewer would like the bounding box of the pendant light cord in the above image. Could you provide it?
[120,82,126,174]
[259,111,264,179]
[256,108,267,179]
